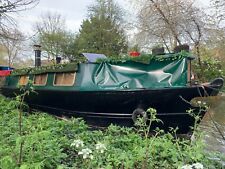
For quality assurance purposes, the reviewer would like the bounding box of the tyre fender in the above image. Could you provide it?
[132,108,147,123]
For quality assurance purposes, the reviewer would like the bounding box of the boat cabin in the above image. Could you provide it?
[5,52,193,91]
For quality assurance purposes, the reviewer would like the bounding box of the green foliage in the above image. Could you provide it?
[61,33,80,60]
[193,57,225,82]
[129,44,140,52]
[76,16,128,56]
[75,0,128,56]
[0,97,87,168]
[40,32,67,54]
[88,0,124,25]
[34,12,79,61]
[11,62,85,76]
[0,96,224,168]
[37,30,75,60]
[96,51,192,64]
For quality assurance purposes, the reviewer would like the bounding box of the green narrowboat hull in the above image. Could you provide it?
[1,78,223,133]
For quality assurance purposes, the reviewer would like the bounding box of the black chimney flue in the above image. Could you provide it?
[56,56,61,64]
[33,44,41,67]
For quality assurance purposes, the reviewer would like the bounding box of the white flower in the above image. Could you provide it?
[78,148,93,159]
[181,164,193,169]
[95,142,107,153]
[70,139,84,148]
[197,101,202,105]
[180,163,204,169]
[89,155,94,160]
[192,163,203,169]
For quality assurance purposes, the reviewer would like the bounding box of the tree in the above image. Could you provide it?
[34,12,77,61]
[134,0,207,66]
[196,0,225,61]
[61,32,79,60]
[0,28,25,66]
[88,0,124,25]
[76,0,128,56]
[0,0,39,39]
[0,0,39,67]
[210,0,225,25]
[135,0,202,47]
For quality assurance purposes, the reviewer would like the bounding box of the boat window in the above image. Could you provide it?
[33,74,48,86]
[19,75,29,86]
[54,72,76,86]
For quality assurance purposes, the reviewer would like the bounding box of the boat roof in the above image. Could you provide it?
[11,51,192,76]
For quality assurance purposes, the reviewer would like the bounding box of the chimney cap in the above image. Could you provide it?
[33,44,41,50]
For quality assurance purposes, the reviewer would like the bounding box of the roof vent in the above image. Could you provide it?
[174,44,189,53]
[152,47,165,55]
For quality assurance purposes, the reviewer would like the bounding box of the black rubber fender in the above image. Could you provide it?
[209,78,224,86]
[132,108,147,123]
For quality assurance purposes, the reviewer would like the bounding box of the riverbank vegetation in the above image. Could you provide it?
[193,56,225,92]
[0,95,224,169]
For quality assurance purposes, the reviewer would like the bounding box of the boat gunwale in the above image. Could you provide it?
[1,83,222,93]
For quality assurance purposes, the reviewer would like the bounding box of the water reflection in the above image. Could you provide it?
[198,96,225,154]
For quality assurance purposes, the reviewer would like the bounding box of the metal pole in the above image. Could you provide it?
[33,45,41,67]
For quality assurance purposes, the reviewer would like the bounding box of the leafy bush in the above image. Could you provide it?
[193,57,225,82]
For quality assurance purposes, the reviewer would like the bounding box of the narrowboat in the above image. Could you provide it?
[0,51,223,133]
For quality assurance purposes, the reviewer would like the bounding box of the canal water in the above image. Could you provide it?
[198,95,225,154]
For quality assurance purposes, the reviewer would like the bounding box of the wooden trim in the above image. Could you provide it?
[187,60,191,85]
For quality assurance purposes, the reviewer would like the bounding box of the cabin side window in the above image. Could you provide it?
[33,74,48,86]
[54,72,76,86]
[19,75,29,86]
